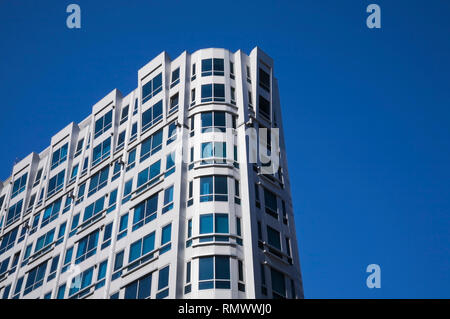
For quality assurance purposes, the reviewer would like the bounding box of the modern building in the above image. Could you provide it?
[0,47,303,299]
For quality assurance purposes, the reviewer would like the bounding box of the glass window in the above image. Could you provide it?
[132,192,158,231]
[198,256,230,290]
[170,68,180,88]
[201,58,224,76]
[201,84,225,102]
[201,142,226,164]
[259,95,271,119]
[94,110,113,139]
[271,268,286,298]
[140,129,163,161]
[47,170,65,197]
[200,175,228,202]
[51,143,68,170]
[201,111,226,132]
[156,266,170,299]
[11,172,28,198]
[87,166,109,197]
[142,73,162,104]
[169,92,179,113]
[267,226,281,250]
[142,100,163,132]
[6,200,23,226]
[125,273,152,299]
[24,261,48,295]
[120,105,129,124]
[92,137,111,166]
[75,230,99,264]
[137,160,161,191]
[259,68,271,92]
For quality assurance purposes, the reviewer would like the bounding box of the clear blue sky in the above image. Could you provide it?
[1,0,449,298]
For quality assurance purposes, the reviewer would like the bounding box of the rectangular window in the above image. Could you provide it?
[186,219,192,247]
[47,254,59,282]
[81,157,89,176]
[132,192,158,231]
[117,213,128,240]
[231,87,236,105]
[34,228,55,253]
[160,223,172,254]
[230,61,235,79]
[236,217,243,245]
[200,175,228,202]
[33,169,43,187]
[201,84,225,102]
[156,265,170,299]
[261,264,267,295]
[201,142,226,164]
[122,179,133,204]
[125,273,152,299]
[96,260,108,290]
[75,230,99,264]
[69,267,94,297]
[199,213,229,242]
[47,170,65,197]
[74,139,84,158]
[126,148,137,172]
[69,164,79,183]
[167,122,177,145]
[185,261,192,294]
[140,129,163,162]
[198,256,230,290]
[267,226,281,251]
[92,137,111,166]
[69,213,80,237]
[191,88,196,106]
[165,152,175,177]
[170,67,180,88]
[6,200,23,226]
[62,246,73,273]
[142,100,163,132]
[120,105,129,125]
[136,160,161,192]
[128,232,155,270]
[41,198,62,227]
[82,196,105,223]
[246,65,251,83]
[264,188,278,218]
[11,172,28,198]
[130,122,138,142]
[201,111,226,132]
[116,130,126,150]
[101,222,113,250]
[51,143,68,170]
[111,160,121,182]
[238,260,245,292]
[12,276,24,298]
[24,261,48,295]
[133,98,138,115]
[169,92,179,114]
[76,182,86,205]
[142,72,162,104]
[191,63,196,81]
[259,95,271,119]
[94,110,113,139]
[201,58,224,76]
[87,166,109,197]
[248,91,253,108]
[271,268,286,299]
[162,185,174,213]
[259,68,271,92]
[112,250,124,280]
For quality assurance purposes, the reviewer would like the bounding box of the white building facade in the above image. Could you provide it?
[0,47,303,299]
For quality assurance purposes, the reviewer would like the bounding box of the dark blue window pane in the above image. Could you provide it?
[215,214,228,233]
[199,257,213,281]
[215,256,230,280]
[158,266,169,290]
[200,215,213,234]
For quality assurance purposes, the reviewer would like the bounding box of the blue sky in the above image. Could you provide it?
[0,0,449,298]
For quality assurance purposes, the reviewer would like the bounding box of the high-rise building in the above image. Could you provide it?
[0,47,303,299]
